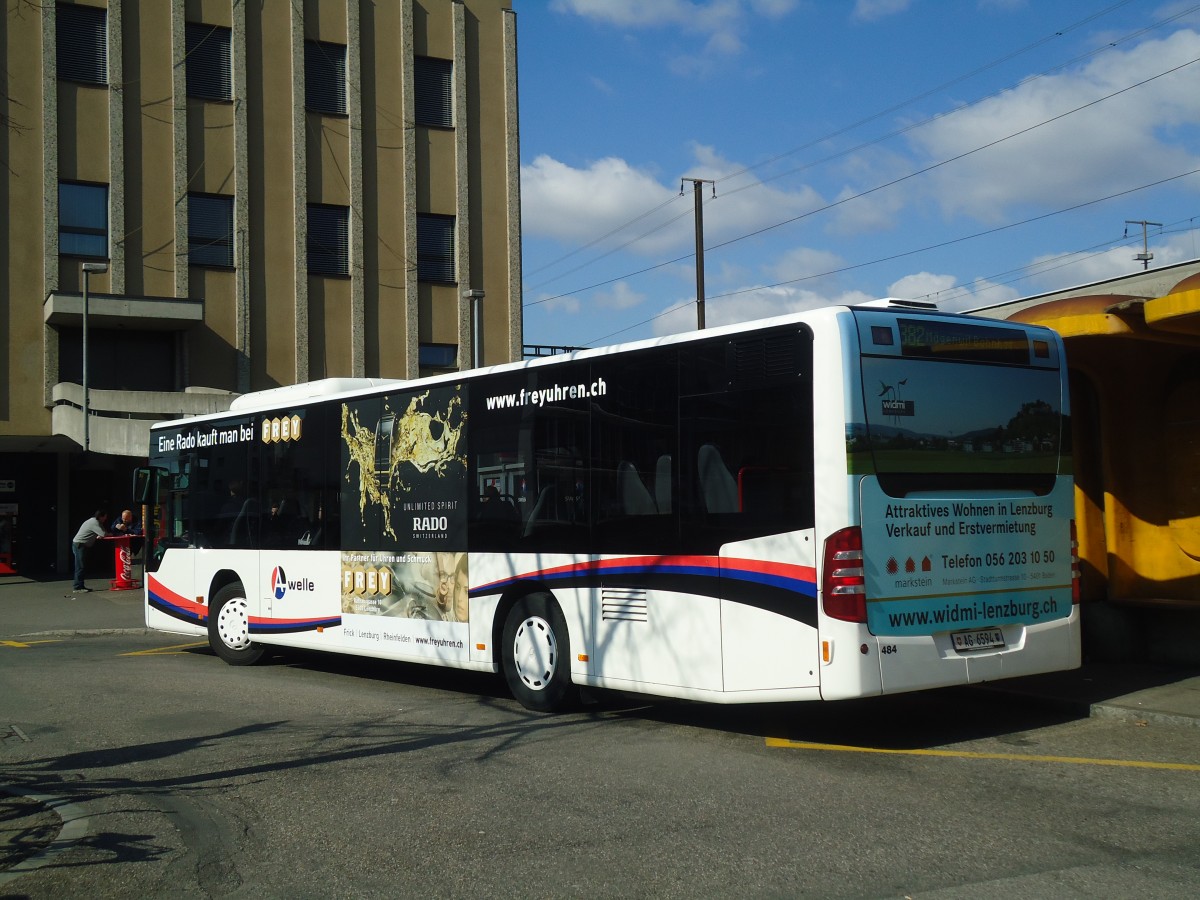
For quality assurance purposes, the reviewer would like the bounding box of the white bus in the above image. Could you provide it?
[136,301,1079,711]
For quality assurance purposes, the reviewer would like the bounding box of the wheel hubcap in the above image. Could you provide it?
[217,596,253,650]
[512,615,557,691]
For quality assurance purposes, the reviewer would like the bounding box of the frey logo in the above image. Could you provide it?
[270,566,314,600]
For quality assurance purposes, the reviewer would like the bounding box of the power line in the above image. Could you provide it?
[584,173,1200,346]
[705,55,1200,256]
[716,0,1148,187]
[920,216,1199,307]
[528,54,1200,311]
[706,169,1200,303]
[527,2,1197,291]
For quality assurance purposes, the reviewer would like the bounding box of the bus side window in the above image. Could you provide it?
[590,349,677,554]
[679,330,814,552]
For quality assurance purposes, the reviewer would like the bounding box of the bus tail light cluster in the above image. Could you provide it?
[822,526,867,623]
[1070,519,1080,605]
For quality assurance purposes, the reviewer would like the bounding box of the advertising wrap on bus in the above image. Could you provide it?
[860,481,1074,636]
[138,303,1081,712]
[849,310,1074,638]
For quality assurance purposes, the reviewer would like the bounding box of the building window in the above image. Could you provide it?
[417,214,455,284]
[186,24,232,101]
[56,3,108,85]
[414,56,453,128]
[305,40,347,116]
[420,343,458,371]
[308,204,349,276]
[59,182,108,258]
[188,194,234,267]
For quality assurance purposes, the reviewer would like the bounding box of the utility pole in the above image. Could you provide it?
[1125,219,1162,270]
[682,177,715,329]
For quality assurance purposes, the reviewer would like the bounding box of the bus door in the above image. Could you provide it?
[679,324,819,693]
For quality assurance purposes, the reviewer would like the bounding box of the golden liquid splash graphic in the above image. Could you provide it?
[341,391,466,540]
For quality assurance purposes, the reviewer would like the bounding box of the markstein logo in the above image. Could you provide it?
[262,415,303,443]
[342,566,393,597]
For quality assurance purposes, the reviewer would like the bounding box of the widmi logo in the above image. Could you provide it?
[262,414,303,443]
[270,566,315,600]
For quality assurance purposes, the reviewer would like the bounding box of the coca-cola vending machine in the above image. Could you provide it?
[0,503,16,574]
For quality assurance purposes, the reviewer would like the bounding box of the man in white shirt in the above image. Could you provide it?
[72,511,109,592]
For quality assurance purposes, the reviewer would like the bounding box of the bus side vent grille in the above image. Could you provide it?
[732,332,800,383]
[601,588,649,622]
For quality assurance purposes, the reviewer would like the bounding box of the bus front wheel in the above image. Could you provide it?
[501,594,578,712]
[208,583,266,666]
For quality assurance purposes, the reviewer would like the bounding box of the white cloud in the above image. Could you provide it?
[885,273,1022,312]
[551,0,798,29]
[765,246,847,284]
[593,281,646,310]
[651,284,874,336]
[1020,237,1200,296]
[549,0,710,28]
[852,0,912,23]
[888,271,957,300]
[531,291,582,315]
[588,75,614,95]
[521,147,823,259]
[904,30,1200,221]
[953,277,1022,310]
[521,154,676,246]
[550,0,798,72]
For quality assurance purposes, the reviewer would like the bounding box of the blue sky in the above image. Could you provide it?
[514,0,1200,349]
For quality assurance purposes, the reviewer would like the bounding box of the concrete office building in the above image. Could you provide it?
[0,0,521,575]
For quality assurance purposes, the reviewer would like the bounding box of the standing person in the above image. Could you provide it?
[71,510,109,593]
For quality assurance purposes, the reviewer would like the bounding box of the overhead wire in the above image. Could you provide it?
[583,172,1200,346]
[527,1,1196,298]
[531,53,1200,312]
[530,4,1200,334]
[715,0,1148,187]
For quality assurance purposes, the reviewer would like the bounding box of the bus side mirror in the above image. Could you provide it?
[133,466,164,505]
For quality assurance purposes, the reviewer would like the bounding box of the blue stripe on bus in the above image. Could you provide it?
[470,556,818,626]
[250,617,341,635]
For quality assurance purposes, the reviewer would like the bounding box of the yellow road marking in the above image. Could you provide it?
[1,639,60,649]
[121,641,208,657]
[765,738,1200,772]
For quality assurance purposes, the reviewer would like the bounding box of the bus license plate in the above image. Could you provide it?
[951,628,1004,652]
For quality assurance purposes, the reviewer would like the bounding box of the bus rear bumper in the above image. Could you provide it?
[874,612,1081,696]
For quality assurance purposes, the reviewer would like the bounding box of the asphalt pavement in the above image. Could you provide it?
[3,573,1200,882]
[3,573,1198,725]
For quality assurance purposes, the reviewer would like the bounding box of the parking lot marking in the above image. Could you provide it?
[765,738,1200,771]
[121,641,208,657]
[1,639,60,649]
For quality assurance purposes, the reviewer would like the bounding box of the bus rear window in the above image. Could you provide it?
[851,355,1069,496]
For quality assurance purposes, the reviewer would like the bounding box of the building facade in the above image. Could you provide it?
[0,0,521,575]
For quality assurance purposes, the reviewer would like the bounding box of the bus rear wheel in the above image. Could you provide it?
[501,594,578,712]
[208,583,266,666]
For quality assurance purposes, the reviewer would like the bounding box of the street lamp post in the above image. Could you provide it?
[463,289,485,369]
[81,261,109,452]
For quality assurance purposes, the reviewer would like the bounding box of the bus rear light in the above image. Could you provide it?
[822,526,867,623]
[821,640,833,664]
[1070,519,1080,604]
